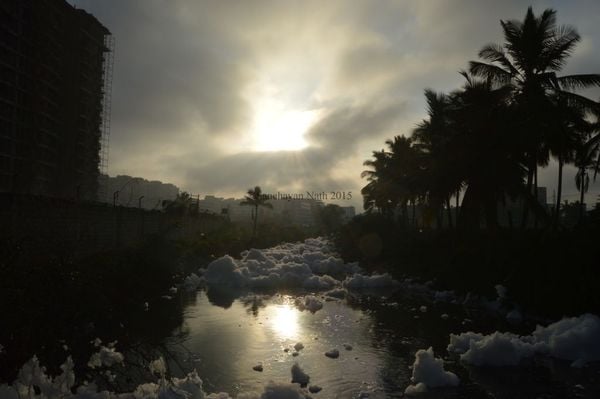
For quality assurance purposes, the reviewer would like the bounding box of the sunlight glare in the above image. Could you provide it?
[252,98,318,152]
[270,304,300,340]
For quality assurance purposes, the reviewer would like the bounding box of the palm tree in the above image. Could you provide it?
[574,134,600,223]
[361,136,424,223]
[413,89,463,228]
[449,72,525,230]
[240,186,273,241]
[544,92,590,228]
[361,150,398,217]
[584,100,600,181]
[469,6,600,228]
[384,135,423,225]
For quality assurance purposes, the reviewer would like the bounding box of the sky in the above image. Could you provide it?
[71,0,600,210]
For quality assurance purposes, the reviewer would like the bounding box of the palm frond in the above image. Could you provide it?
[540,28,580,70]
[557,90,600,113]
[469,61,512,85]
[478,43,520,76]
[557,74,600,91]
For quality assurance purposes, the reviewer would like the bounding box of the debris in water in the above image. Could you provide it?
[291,363,310,386]
[253,364,263,372]
[309,385,322,393]
[325,349,340,358]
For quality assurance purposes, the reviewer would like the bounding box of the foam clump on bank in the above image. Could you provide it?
[295,296,323,313]
[448,331,537,366]
[202,237,398,293]
[0,353,315,399]
[87,341,124,369]
[343,273,398,289]
[404,347,459,395]
[533,313,600,366]
[184,272,204,291]
[448,313,600,367]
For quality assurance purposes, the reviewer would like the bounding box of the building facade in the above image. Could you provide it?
[0,0,112,200]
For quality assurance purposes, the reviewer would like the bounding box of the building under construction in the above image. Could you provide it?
[0,0,113,200]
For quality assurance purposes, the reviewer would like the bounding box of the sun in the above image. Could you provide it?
[251,97,319,152]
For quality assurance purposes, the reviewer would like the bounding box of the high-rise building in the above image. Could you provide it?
[0,0,113,200]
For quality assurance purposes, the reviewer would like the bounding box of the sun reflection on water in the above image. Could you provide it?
[270,304,300,340]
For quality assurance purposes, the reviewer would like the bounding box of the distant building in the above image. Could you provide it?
[102,174,179,209]
[0,0,113,200]
[195,194,324,226]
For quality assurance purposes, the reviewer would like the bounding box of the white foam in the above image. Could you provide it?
[87,343,124,369]
[295,296,323,313]
[404,347,459,394]
[343,273,398,289]
[200,238,394,294]
[184,272,204,291]
[2,353,318,399]
[448,313,600,367]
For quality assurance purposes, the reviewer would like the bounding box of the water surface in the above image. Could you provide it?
[154,289,599,398]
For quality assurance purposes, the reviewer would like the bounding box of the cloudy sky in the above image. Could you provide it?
[72,0,600,210]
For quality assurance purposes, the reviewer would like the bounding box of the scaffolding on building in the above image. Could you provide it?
[98,34,115,202]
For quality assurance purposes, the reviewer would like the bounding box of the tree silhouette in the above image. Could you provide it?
[469,6,600,228]
[240,186,273,242]
[162,191,194,217]
[361,7,600,232]
[574,139,599,223]
[361,136,423,223]
[413,89,462,228]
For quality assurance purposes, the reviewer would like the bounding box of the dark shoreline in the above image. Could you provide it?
[335,214,600,320]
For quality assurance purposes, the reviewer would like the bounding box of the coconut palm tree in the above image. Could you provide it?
[575,152,592,223]
[574,124,600,223]
[240,186,273,241]
[413,89,464,228]
[361,150,392,215]
[544,92,592,228]
[449,72,525,230]
[469,6,600,228]
[361,137,424,223]
[584,100,600,181]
